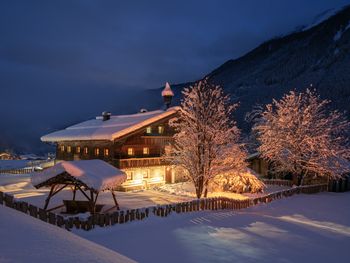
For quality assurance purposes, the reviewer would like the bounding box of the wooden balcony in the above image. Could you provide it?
[117,157,169,169]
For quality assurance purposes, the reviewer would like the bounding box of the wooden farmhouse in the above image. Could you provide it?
[41,83,181,191]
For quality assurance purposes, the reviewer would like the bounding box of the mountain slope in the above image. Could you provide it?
[151,5,350,131]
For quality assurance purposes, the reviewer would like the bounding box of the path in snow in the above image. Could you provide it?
[77,192,350,263]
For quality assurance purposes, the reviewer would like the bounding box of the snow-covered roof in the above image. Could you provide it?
[41,107,179,142]
[161,82,174,97]
[31,160,127,191]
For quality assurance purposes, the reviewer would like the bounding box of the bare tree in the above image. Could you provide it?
[167,79,248,198]
[253,89,350,185]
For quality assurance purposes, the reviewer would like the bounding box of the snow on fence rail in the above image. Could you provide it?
[0,167,35,174]
[0,184,328,231]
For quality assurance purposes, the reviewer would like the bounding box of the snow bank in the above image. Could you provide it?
[0,205,135,263]
[31,160,127,191]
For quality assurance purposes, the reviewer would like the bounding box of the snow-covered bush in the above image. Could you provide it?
[212,169,265,193]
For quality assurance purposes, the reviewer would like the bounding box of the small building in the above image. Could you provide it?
[41,84,180,190]
[247,152,269,177]
[0,152,19,160]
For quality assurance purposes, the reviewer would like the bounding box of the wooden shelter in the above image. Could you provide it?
[31,160,127,213]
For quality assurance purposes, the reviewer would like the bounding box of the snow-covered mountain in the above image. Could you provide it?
[149,5,350,131]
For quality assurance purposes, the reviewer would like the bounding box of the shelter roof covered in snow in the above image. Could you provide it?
[41,107,179,142]
[31,160,127,191]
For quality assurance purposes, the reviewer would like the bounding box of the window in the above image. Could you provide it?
[146,126,152,134]
[142,170,149,179]
[94,148,100,156]
[83,147,89,154]
[127,171,133,180]
[143,147,149,155]
[60,145,65,152]
[67,146,71,153]
[158,126,164,134]
[104,148,109,156]
[76,146,81,154]
[127,148,134,156]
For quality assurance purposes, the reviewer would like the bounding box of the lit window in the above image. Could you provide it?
[127,171,133,180]
[76,146,81,154]
[143,147,149,155]
[158,126,164,134]
[67,146,71,153]
[83,147,89,154]
[142,170,149,178]
[60,145,65,152]
[127,148,134,156]
[104,148,109,156]
[94,148,100,156]
[146,126,152,134]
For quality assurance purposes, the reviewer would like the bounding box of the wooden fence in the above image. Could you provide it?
[0,184,328,231]
[262,179,293,187]
[0,167,35,174]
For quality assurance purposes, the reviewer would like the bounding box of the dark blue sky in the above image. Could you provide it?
[1,0,349,90]
[0,0,350,152]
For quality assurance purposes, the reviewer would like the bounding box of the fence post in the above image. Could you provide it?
[38,208,48,222]
[0,191,3,205]
[48,212,56,225]
[4,194,14,208]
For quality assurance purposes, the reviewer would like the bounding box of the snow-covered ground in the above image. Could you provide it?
[0,174,290,213]
[0,159,31,169]
[1,173,349,262]
[0,205,135,263]
[0,174,195,211]
[76,192,350,263]
[154,181,289,199]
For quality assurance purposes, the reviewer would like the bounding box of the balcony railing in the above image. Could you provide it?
[117,157,170,169]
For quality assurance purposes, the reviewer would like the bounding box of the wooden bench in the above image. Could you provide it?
[63,200,104,214]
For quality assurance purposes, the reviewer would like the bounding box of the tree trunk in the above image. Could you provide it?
[203,181,209,198]
[300,170,309,186]
[195,176,204,199]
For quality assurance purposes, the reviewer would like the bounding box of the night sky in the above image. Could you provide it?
[0,0,349,153]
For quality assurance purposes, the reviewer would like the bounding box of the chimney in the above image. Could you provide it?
[102,111,111,121]
[161,82,174,109]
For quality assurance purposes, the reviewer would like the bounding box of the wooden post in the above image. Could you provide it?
[38,208,48,222]
[56,215,64,227]
[4,194,14,208]
[0,191,3,205]
[44,185,55,210]
[29,205,38,218]
[90,190,95,214]
[48,212,56,225]
[21,202,29,214]
[72,185,77,201]
[111,190,120,210]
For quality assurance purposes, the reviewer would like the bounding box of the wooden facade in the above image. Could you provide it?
[55,117,176,190]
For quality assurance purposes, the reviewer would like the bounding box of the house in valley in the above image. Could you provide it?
[41,83,181,190]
